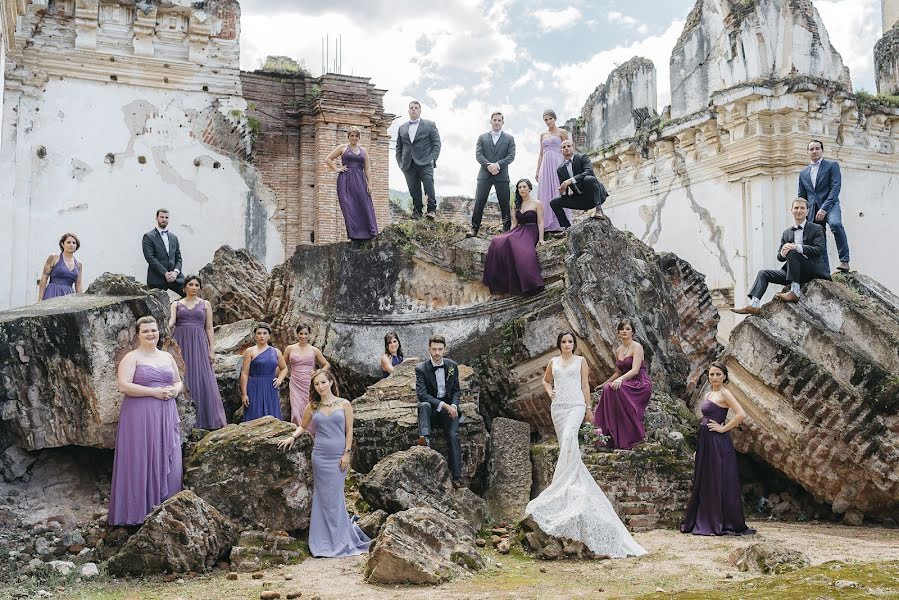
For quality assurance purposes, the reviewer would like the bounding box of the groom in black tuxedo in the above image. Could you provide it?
[141,208,185,296]
[415,335,463,487]
[549,139,608,230]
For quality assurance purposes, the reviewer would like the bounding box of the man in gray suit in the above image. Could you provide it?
[395,101,442,219]
[468,111,516,236]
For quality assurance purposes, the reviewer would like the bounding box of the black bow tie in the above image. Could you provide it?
[433,364,445,371]
[791,226,803,231]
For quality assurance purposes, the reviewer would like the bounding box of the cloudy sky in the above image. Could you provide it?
[238,0,882,196]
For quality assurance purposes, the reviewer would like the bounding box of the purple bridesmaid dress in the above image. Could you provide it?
[680,396,755,536]
[108,364,182,525]
[243,346,282,421]
[308,408,370,557]
[42,255,79,299]
[173,301,227,429]
[482,209,545,296]
[337,147,378,241]
[594,356,652,449]
[537,135,570,232]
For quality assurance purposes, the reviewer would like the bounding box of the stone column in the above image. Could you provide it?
[884,0,899,33]
[876,1,899,94]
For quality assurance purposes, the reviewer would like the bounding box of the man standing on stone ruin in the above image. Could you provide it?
[468,111,516,236]
[798,140,850,273]
[142,208,185,296]
[733,197,830,315]
[395,101,441,220]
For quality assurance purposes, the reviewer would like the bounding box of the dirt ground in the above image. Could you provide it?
[15,521,899,600]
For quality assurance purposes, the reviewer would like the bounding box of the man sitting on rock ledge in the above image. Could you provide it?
[415,335,464,488]
[734,198,830,315]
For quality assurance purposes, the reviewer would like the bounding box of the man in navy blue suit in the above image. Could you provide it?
[797,140,850,272]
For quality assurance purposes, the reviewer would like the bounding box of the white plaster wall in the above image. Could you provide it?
[0,78,283,309]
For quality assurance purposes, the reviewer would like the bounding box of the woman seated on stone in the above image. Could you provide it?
[38,232,84,301]
[593,319,652,449]
[108,316,183,526]
[241,322,288,421]
[681,361,755,536]
[278,369,371,557]
[380,331,404,378]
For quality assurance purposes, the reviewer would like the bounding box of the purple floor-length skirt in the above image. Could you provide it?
[173,301,227,429]
[680,397,755,536]
[243,346,282,421]
[337,146,378,240]
[308,409,370,557]
[43,255,79,299]
[594,356,652,449]
[108,364,182,526]
[537,135,570,232]
[483,209,545,296]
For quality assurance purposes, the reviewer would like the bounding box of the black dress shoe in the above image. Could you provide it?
[451,478,464,490]
[425,210,436,220]
[465,228,478,238]
[411,212,423,220]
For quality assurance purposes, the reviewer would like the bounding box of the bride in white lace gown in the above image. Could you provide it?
[525,332,647,558]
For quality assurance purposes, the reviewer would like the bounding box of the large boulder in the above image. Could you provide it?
[0,280,196,450]
[485,417,532,523]
[198,245,270,326]
[183,417,314,531]
[364,507,484,585]
[105,490,237,576]
[351,362,487,483]
[359,447,486,529]
[709,274,899,517]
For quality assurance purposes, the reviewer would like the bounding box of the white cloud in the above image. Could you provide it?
[608,11,639,27]
[815,0,879,92]
[533,7,582,32]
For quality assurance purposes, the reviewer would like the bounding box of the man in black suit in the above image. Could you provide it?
[468,111,516,236]
[141,208,185,296]
[733,198,831,315]
[549,139,608,230]
[415,335,463,487]
[395,101,442,220]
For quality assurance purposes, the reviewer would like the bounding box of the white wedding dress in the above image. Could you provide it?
[525,356,647,558]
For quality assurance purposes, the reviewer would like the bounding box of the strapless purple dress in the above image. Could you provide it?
[594,356,652,449]
[337,146,378,240]
[483,209,545,295]
[108,364,182,525]
[43,255,79,299]
[173,301,227,429]
[681,396,755,536]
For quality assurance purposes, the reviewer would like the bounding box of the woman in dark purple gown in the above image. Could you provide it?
[279,369,370,558]
[168,275,227,429]
[38,233,84,301]
[483,179,546,296]
[326,126,378,241]
[109,316,183,525]
[241,322,288,421]
[594,319,652,449]
[681,361,755,536]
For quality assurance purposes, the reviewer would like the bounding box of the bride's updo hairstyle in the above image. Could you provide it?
[556,331,577,352]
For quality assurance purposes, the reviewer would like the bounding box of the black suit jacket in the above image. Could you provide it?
[142,229,184,287]
[395,119,442,171]
[555,153,608,204]
[475,131,516,182]
[415,358,461,411]
[776,222,831,280]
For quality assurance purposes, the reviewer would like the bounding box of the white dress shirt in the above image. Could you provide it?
[431,359,447,411]
[491,130,502,145]
[792,223,804,255]
[408,120,420,143]
[810,159,822,188]
[564,160,580,195]
[157,227,170,254]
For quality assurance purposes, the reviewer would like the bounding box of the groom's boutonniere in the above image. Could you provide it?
[447,366,456,378]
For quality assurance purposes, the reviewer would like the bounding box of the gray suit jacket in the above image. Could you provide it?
[396,119,441,171]
[475,131,516,182]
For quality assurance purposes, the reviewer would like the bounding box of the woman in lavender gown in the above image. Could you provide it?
[535,110,571,233]
[326,126,378,241]
[279,369,370,557]
[681,362,755,536]
[283,323,330,426]
[108,316,183,525]
[241,322,288,421]
[38,233,84,301]
[380,331,404,378]
[594,319,653,449]
[483,179,546,296]
[168,275,227,429]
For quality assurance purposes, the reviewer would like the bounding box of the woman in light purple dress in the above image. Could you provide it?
[279,369,370,557]
[681,362,755,536]
[283,323,330,426]
[594,319,653,449]
[535,110,571,233]
[241,322,288,421]
[483,179,547,296]
[109,316,183,525]
[38,232,84,301]
[326,126,378,241]
[168,275,227,429]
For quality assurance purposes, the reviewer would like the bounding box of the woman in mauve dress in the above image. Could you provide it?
[108,316,183,526]
[279,369,370,558]
[283,322,330,426]
[168,275,227,429]
[681,361,755,536]
[325,125,378,241]
[38,232,84,301]
[535,109,571,233]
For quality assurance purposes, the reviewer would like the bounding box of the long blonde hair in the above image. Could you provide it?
[309,369,340,410]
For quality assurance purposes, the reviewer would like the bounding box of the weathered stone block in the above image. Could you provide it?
[485,417,532,523]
